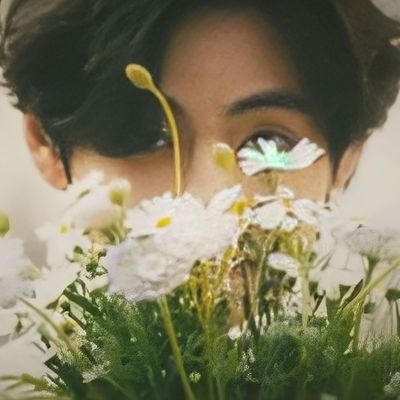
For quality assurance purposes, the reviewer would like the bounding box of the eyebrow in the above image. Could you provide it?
[224,90,312,117]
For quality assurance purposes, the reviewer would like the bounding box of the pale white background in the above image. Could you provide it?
[0,88,399,256]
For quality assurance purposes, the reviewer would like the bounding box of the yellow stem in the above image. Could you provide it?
[152,89,183,197]
[125,64,183,197]
[158,297,196,400]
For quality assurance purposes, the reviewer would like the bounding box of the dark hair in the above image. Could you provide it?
[1,0,400,172]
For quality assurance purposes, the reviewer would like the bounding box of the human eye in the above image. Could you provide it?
[128,120,173,157]
[237,129,297,154]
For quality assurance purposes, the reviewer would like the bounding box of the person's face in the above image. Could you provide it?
[27,8,362,204]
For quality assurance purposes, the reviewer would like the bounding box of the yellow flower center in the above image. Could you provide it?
[60,225,69,234]
[212,143,237,172]
[156,217,172,228]
[230,198,250,216]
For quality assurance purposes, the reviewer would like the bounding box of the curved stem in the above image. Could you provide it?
[342,259,400,317]
[153,90,183,197]
[20,299,77,357]
[158,297,196,400]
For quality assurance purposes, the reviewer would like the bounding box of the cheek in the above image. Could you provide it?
[279,157,333,201]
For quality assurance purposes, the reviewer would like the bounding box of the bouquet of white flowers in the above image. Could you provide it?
[1,169,400,400]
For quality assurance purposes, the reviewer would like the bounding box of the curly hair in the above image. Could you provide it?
[0,0,399,170]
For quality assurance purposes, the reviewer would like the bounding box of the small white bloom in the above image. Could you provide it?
[0,238,36,308]
[29,264,80,309]
[253,201,287,230]
[36,224,91,267]
[228,325,243,341]
[267,253,300,278]
[344,227,400,262]
[251,187,325,232]
[66,186,122,230]
[65,170,105,202]
[311,244,365,300]
[64,172,130,231]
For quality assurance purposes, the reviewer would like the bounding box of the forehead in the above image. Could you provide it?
[160,8,302,108]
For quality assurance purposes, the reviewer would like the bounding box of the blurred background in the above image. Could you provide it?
[0,87,400,259]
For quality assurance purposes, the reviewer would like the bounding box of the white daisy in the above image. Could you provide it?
[251,187,325,232]
[65,170,105,203]
[66,186,123,230]
[311,243,365,300]
[344,227,400,262]
[0,238,37,308]
[103,240,191,302]
[29,264,80,309]
[65,172,130,231]
[36,224,91,267]
[105,186,242,302]
[127,186,241,262]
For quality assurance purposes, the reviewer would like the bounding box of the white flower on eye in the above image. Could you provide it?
[250,186,325,232]
[267,253,300,278]
[237,137,326,176]
[344,227,400,262]
[0,238,37,309]
[36,224,91,267]
[0,329,52,380]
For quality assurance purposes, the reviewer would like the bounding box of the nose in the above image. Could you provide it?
[182,138,240,202]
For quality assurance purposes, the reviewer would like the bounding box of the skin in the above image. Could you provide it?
[24,8,363,204]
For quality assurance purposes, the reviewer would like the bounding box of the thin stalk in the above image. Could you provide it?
[351,258,378,352]
[158,296,196,400]
[20,299,77,357]
[102,376,139,400]
[299,263,311,329]
[152,89,183,197]
[125,64,183,196]
[342,259,400,316]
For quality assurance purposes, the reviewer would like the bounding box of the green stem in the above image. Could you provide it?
[103,376,139,400]
[351,258,377,352]
[342,259,400,317]
[158,297,196,400]
[20,299,77,357]
[216,380,225,400]
[299,263,311,329]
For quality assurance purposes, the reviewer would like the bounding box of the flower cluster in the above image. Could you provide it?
[0,166,400,399]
